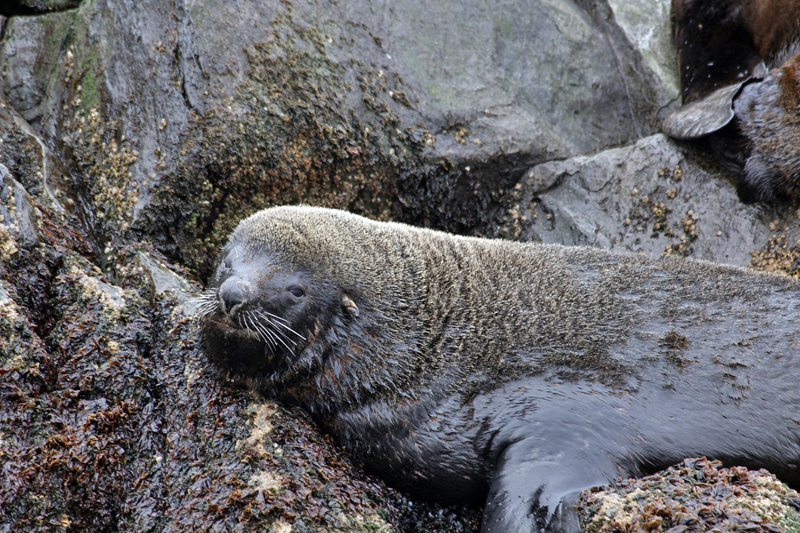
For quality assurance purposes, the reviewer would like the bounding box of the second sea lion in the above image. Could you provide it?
[663,0,800,203]
[199,206,800,533]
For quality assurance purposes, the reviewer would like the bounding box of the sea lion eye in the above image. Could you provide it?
[288,287,305,298]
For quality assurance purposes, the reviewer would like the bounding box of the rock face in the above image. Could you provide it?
[500,134,795,267]
[0,103,424,532]
[1,0,799,532]
[0,0,679,277]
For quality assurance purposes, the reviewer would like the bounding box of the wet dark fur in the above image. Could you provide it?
[201,206,800,533]
[666,0,800,202]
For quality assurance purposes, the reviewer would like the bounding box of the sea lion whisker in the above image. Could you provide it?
[270,326,294,352]
[190,302,207,318]
[187,294,219,320]
[276,323,305,340]
[250,314,293,351]
[195,309,210,320]
[271,326,299,347]
[260,328,277,348]
[263,311,292,326]
[254,313,299,346]
[255,310,305,340]
[200,302,217,315]
[251,315,275,346]
[196,290,217,304]
[254,321,277,348]
[243,314,265,343]
[258,325,275,348]
[239,313,254,336]
[256,311,306,342]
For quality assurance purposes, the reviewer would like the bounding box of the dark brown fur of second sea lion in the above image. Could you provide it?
[665,0,800,203]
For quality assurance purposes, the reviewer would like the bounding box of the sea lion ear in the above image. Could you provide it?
[340,294,359,318]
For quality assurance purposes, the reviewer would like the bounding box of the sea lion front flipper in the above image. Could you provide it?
[662,82,748,138]
[664,0,767,138]
[481,438,620,533]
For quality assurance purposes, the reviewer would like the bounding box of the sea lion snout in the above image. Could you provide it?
[218,276,253,316]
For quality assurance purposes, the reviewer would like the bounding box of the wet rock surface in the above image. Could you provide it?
[577,458,800,533]
[1,0,799,531]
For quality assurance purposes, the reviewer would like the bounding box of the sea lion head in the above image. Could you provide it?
[196,206,419,410]
[196,207,366,393]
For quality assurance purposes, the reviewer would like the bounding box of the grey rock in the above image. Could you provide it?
[324,0,659,158]
[133,251,195,304]
[505,134,794,267]
[606,0,678,95]
[0,98,68,213]
[0,163,38,246]
[0,0,678,226]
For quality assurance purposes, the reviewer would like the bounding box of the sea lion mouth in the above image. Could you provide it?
[199,309,294,382]
[209,310,304,349]
[192,286,317,390]
[202,315,257,339]
[191,288,306,351]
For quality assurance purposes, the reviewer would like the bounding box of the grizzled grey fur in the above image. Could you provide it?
[200,206,800,533]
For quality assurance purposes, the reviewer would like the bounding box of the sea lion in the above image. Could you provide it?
[662,0,800,203]
[199,206,800,533]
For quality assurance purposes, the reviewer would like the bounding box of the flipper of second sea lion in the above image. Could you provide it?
[663,82,751,138]
[663,0,766,138]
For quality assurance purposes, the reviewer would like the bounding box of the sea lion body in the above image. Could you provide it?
[663,0,800,202]
[200,206,800,533]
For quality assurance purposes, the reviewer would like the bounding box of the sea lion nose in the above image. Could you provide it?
[218,277,252,315]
